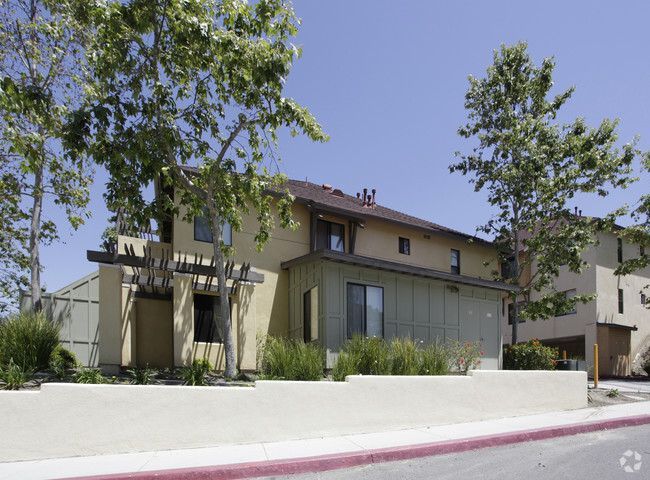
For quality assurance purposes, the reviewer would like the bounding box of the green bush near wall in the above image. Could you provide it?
[0,312,61,371]
[257,336,325,381]
[332,334,451,381]
[503,338,558,370]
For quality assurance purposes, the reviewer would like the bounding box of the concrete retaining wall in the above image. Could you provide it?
[0,370,587,462]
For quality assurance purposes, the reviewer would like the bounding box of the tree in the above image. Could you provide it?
[0,0,93,311]
[450,42,640,345]
[610,154,650,307]
[73,0,326,377]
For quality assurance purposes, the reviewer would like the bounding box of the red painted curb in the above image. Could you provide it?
[65,415,650,480]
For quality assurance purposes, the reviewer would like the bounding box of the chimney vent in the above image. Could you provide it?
[579,209,582,217]
[371,189,376,207]
[322,184,332,192]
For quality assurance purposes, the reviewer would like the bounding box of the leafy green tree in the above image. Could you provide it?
[0,0,93,311]
[451,42,640,344]
[73,0,326,377]
[611,155,650,307]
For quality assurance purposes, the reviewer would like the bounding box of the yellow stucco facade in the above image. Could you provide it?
[96,181,509,373]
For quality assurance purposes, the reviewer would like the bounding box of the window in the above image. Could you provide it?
[617,238,623,263]
[347,284,383,338]
[641,245,646,257]
[193,294,230,343]
[618,289,624,314]
[316,220,344,252]
[399,237,410,255]
[557,289,577,316]
[507,302,525,325]
[194,209,232,246]
[501,257,516,279]
[451,249,460,274]
[303,287,319,342]
[642,293,646,306]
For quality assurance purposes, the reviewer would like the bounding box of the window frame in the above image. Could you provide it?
[193,294,231,344]
[617,238,623,263]
[507,302,526,325]
[398,237,410,255]
[316,219,345,252]
[618,288,624,314]
[346,283,384,338]
[194,208,232,246]
[451,249,460,274]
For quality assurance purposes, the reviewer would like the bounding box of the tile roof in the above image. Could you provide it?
[283,179,494,247]
[179,167,492,247]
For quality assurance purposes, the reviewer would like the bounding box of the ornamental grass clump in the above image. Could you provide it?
[0,359,35,390]
[448,339,484,375]
[257,336,324,381]
[181,358,213,385]
[73,367,106,384]
[0,311,61,371]
[347,334,391,375]
[417,340,450,376]
[502,338,558,370]
[390,336,420,375]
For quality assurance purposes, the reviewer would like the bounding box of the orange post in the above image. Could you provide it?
[593,344,599,388]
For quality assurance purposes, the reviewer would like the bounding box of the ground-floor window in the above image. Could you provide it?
[303,286,319,342]
[347,283,383,338]
[194,294,229,343]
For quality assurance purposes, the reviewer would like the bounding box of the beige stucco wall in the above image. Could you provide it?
[352,218,497,278]
[0,370,587,462]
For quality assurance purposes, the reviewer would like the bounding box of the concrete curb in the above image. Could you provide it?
[67,414,650,480]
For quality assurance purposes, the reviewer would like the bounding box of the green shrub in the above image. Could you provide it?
[331,351,358,381]
[73,367,106,384]
[345,334,390,375]
[0,311,61,371]
[417,341,449,375]
[503,338,558,370]
[181,358,213,386]
[127,365,156,385]
[49,346,78,380]
[258,336,324,381]
[448,339,484,375]
[390,336,420,375]
[0,359,35,390]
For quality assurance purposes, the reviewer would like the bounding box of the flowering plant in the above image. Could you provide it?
[503,338,558,370]
[447,340,484,375]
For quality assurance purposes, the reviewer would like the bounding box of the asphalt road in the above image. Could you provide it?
[266,424,650,480]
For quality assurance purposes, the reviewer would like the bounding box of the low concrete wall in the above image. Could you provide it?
[0,370,587,462]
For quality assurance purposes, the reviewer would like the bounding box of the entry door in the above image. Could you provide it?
[135,298,173,369]
[610,330,630,376]
[460,299,499,370]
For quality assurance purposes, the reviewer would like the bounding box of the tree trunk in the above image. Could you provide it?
[511,210,521,345]
[208,200,237,378]
[29,138,44,313]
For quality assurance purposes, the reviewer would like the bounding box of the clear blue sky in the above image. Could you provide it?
[39,0,650,293]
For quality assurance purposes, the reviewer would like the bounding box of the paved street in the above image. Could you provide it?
[268,424,650,480]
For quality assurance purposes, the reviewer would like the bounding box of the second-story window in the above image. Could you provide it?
[451,249,460,274]
[399,237,410,255]
[618,289,624,314]
[617,238,623,263]
[195,208,232,246]
[501,257,516,279]
[316,220,344,252]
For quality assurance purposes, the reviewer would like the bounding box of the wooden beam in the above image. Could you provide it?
[122,274,233,294]
[87,250,264,283]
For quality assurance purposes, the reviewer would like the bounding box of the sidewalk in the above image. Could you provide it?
[2,400,650,480]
